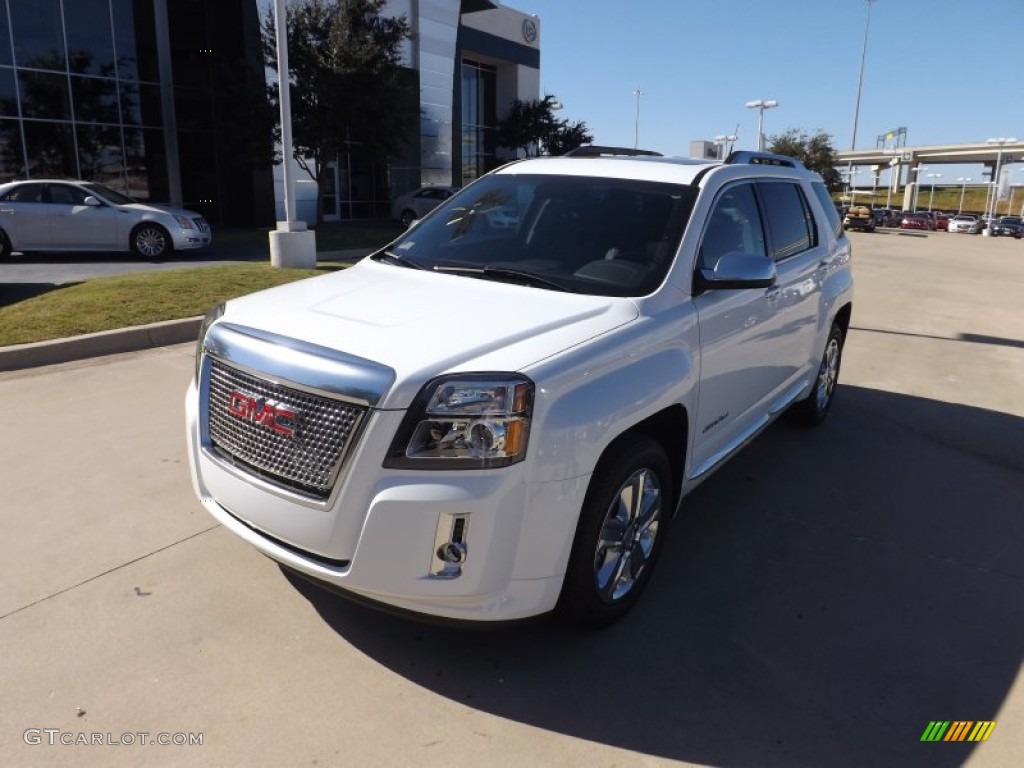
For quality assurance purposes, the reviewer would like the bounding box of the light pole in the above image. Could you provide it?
[745,99,778,151]
[850,0,877,152]
[984,138,1016,225]
[926,173,942,211]
[714,133,738,160]
[957,177,972,214]
[632,88,644,150]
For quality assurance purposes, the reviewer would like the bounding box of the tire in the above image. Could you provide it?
[788,323,845,427]
[0,229,10,261]
[558,437,672,628]
[131,223,171,259]
[400,209,416,227]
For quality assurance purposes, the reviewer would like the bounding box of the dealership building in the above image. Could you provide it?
[0,0,539,226]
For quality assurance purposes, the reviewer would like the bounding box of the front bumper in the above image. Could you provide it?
[185,379,587,622]
[171,230,212,250]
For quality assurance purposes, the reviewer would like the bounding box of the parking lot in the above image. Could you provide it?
[1,231,1022,767]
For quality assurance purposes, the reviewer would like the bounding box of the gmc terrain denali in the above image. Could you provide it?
[186,149,854,626]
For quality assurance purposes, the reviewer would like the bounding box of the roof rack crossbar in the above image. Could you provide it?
[563,145,663,158]
[724,150,804,169]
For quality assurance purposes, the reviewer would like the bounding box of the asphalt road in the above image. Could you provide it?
[1,232,1022,767]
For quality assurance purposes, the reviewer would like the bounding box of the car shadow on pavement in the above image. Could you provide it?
[285,385,1024,767]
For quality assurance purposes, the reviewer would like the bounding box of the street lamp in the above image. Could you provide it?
[926,173,942,211]
[850,0,877,152]
[985,137,1017,224]
[714,133,738,160]
[956,177,972,214]
[632,88,644,150]
[745,99,778,151]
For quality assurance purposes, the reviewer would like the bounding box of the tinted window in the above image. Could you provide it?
[65,0,116,76]
[757,181,816,261]
[10,0,65,70]
[47,183,89,205]
[810,181,843,239]
[1,182,45,202]
[698,183,767,271]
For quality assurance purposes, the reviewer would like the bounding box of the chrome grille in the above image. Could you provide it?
[206,359,365,498]
[193,217,210,233]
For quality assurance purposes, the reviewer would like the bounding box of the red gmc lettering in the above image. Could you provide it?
[227,391,296,437]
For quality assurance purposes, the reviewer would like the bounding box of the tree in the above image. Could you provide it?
[263,0,416,224]
[495,95,593,157]
[765,129,842,192]
[544,119,593,157]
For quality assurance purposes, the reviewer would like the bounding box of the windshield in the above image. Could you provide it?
[82,182,138,206]
[384,173,697,297]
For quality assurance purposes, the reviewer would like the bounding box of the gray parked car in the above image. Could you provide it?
[0,179,211,259]
[390,185,457,227]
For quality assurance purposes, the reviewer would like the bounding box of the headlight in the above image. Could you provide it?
[384,374,534,469]
[194,303,225,380]
[174,215,195,229]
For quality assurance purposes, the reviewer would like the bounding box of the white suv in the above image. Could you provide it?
[187,148,854,626]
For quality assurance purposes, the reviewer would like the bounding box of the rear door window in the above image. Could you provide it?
[757,181,817,261]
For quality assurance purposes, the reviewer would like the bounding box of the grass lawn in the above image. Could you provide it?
[0,262,348,347]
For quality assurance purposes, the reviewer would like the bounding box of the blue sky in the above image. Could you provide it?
[520,0,1023,175]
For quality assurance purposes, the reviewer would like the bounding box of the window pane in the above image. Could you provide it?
[0,67,18,117]
[112,0,158,82]
[23,120,76,177]
[66,0,116,76]
[699,184,767,270]
[10,0,66,71]
[71,75,119,124]
[810,181,842,239]
[0,6,13,66]
[77,123,124,187]
[0,119,26,180]
[18,70,71,120]
[120,81,162,126]
[758,182,814,260]
[123,127,168,201]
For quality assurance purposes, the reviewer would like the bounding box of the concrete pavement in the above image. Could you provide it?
[1,233,1022,766]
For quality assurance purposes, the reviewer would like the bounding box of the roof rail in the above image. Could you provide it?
[563,145,663,158]
[724,150,805,169]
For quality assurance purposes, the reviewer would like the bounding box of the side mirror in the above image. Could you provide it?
[83,196,101,207]
[695,252,777,290]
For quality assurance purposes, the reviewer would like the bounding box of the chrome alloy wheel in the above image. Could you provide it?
[593,467,663,603]
[134,226,167,258]
[815,336,841,411]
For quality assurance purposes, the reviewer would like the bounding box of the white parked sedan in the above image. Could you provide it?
[947,214,983,234]
[390,185,457,227]
[0,179,211,259]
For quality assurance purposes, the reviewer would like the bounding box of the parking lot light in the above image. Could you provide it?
[745,99,778,152]
[957,177,972,214]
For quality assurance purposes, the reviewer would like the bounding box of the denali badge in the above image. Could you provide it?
[227,391,299,438]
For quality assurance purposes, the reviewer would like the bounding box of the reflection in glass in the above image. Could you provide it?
[119,81,162,126]
[65,0,117,76]
[10,0,66,71]
[71,75,120,124]
[0,119,26,180]
[0,6,13,67]
[23,120,76,177]
[112,0,158,83]
[18,70,71,120]
[0,67,18,117]
[461,60,497,185]
[123,127,168,201]
[77,123,125,188]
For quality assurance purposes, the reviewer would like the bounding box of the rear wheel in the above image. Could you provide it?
[788,323,844,427]
[558,437,672,628]
[131,224,171,259]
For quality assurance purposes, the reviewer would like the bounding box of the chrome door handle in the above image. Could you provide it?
[764,287,781,301]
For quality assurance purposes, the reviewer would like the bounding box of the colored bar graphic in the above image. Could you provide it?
[921,720,996,742]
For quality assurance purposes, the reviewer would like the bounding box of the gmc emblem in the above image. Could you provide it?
[227,391,299,438]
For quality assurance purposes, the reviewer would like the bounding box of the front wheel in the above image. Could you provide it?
[131,224,171,259]
[0,229,10,261]
[558,437,672,628]
[788,323,844,427]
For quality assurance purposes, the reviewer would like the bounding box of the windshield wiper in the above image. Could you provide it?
[371,249,425,269]
[433,265,572,292]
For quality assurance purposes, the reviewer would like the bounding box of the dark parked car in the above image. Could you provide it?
[989,216,1023,238]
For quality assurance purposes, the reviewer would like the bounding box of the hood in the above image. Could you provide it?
[220,258,639,408]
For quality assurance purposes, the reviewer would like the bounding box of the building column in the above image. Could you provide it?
[153,0,182,206]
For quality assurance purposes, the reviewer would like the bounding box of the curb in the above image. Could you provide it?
[0,316,203,372]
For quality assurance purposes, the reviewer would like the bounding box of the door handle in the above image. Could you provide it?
[764,287,781,301]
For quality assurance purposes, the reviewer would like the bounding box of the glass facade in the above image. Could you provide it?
[460,59,497,185]
[0,0,273,225]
